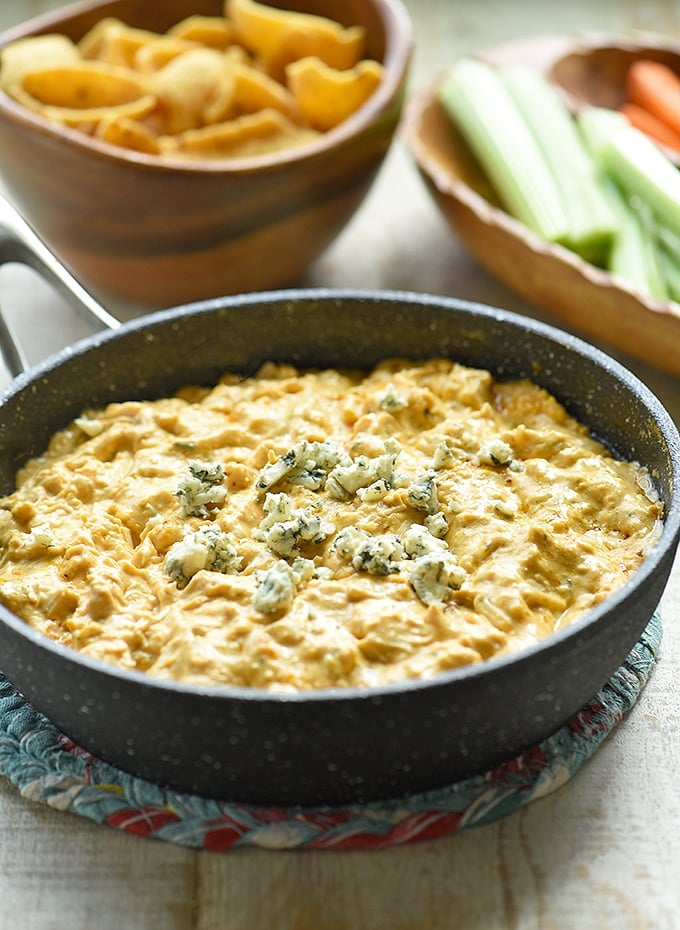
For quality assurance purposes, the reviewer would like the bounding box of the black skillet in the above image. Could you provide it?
[0,195,678,807]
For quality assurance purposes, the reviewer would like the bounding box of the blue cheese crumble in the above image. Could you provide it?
[255,492,335,557]
[333,526,404,575]
[334,521,467,605]
[406,471,439,515]
[252,560,296,614]
[257,438,405,503]
[326,438,403,501]
[165,524,242,589]
[356,478,391,503]
[424,511,449,538]
[433,440,456,470]
[290,556,332,584]
[175,461,227,517]
[401,524,466,603]
[377,383,408,411]
[401,523,446,559]
[256,440,349,492]
[410,551,466,605]
[477,439,516,468]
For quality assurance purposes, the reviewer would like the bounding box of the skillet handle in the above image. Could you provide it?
[0,194,121,376]
[0,309,28,377]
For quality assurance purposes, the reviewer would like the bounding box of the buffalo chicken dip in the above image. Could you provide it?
[0,358,662,691]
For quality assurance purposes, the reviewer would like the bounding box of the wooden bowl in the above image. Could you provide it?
[0,0,412,307]
[402,34,680,378]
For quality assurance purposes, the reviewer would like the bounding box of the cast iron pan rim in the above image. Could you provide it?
[0,286,678,706]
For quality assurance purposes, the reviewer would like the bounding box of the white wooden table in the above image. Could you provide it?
[1,1,679,928]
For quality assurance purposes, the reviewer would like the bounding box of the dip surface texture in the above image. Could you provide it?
[0,358,662,691]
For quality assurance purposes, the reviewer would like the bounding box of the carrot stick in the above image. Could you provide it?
[625,59,680,137]
[620,101,680,154]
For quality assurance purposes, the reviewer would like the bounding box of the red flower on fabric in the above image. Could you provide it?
[58,733,98,764]
[568,702,614,737]
[308,810,464,849]
[107,806,181,837]
[202,813,252,851]
[485,744,549,788]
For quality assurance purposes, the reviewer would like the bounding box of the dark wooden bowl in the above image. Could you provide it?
[0,0,412,306]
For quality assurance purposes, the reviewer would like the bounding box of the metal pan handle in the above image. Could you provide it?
[0,195,121,377]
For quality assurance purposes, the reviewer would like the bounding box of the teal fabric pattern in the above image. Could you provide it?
[0,612,662,851]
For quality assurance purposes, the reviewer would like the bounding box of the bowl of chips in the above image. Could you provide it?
[0,0,412,306]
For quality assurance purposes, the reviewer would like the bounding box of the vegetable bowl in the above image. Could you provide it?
[402,34,680,378]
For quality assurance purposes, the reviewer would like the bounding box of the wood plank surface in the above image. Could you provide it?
[0,1,679,929]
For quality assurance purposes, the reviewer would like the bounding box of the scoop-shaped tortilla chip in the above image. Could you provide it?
[78,18,160,68]
[226,0,365,78]
[169,15,238,51]
[13,61,155,127]
[228,60,299,119]
[286,56,383,130]
[161,107,318,159]
[149,48,235,133]
[95,113,161,154]
[0,34,80,92]
[133,36,201,73]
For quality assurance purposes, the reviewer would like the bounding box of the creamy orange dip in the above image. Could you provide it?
[0,358,662,691]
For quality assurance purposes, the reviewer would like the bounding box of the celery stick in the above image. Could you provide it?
[437,58,568,243]
[597,115,680,239]
[652,224,680,302]
[601,180,667,299]
[655,223,680,264]
[658,245,680,303]
[630,195,669,301]
[577,106,628,160]
[579,106,667,299]
[500,66,616,263]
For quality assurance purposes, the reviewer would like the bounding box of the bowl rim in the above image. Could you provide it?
[1,286,678,705]
[0,0,413,174]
